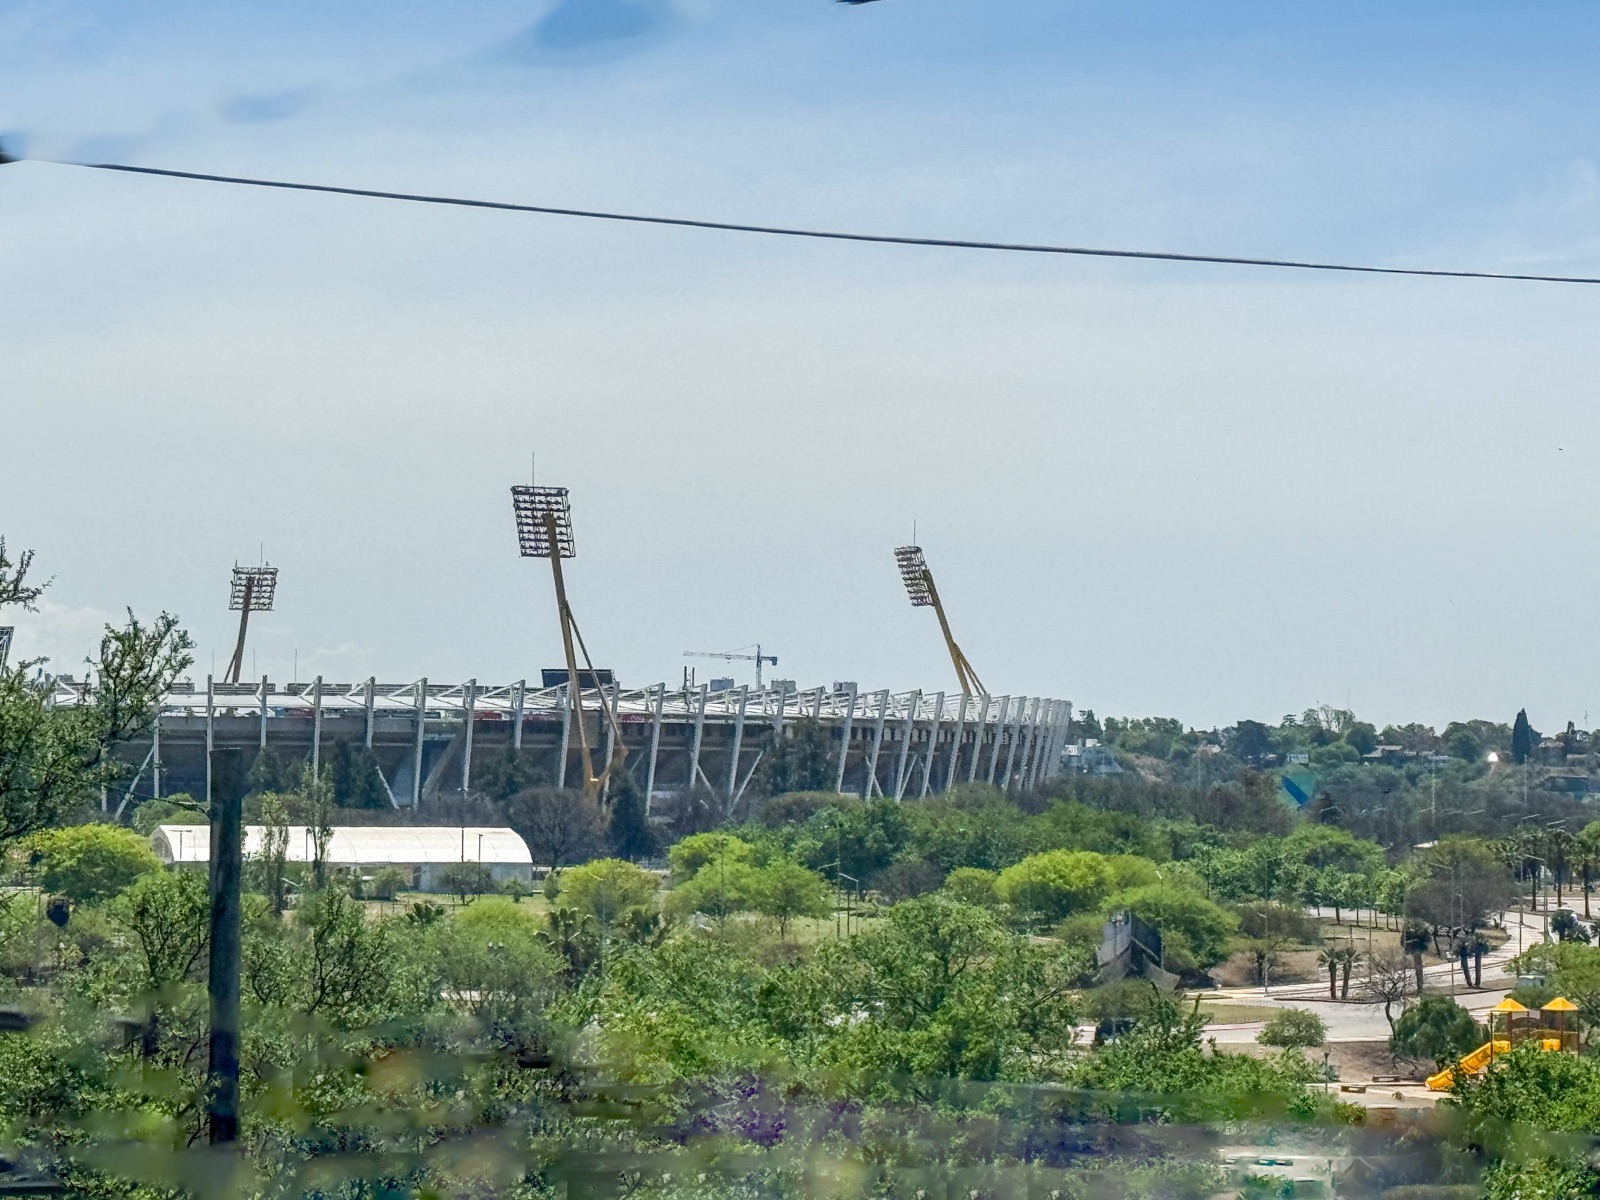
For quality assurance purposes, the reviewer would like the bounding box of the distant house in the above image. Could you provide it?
[1063,740,1123,776]
[151,825,534,892]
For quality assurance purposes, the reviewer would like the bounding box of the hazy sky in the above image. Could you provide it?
[4,0,1600,732]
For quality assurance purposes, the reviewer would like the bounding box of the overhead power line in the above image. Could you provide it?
[26,156,1600,286]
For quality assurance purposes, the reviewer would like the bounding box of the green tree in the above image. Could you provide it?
[431,899,560,1040]
[27,823,160,903]
[1512,708,1535,765]
[668,857,762,926]
[752,717,835,796]
[750,858,831,938]
[995,849,1114,922]
[667,832,757,881]
[325,738,389,809]
[1105,883,1237,970]
[605,774,657,861]
[438,861,495,903]
[942,866,999,907]
[110,869,209,1057]
[1390,996,1483,1066]
[1257,1008,1325,1048]
[507,787,603,871]
[560,857,657,930]
[1,541,193,843]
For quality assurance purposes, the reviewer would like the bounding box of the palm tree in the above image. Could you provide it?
[1318,946,1361,1000]
[1548,829,1575,909]
[1401,926,1431,994]
[1575,823,1600,920]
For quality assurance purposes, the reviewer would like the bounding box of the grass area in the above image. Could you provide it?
[1193,1001,1280,1024]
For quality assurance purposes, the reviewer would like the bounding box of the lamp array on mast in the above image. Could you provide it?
[894,545,984,696]
[511,484,625,802]
[224,565,277,685]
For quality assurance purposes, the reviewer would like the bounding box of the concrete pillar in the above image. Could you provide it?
[834,682,858,795]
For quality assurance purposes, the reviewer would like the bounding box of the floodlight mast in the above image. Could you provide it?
[511,485,626,803]
[224,566,278,684]
[894,545,984,695]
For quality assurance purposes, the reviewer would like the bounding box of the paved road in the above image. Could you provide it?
[1200,907,1549,1043]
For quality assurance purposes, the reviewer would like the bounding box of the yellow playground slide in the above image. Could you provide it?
[1426,1039,1560,1091]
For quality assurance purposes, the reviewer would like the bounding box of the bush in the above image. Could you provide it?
[666,833,756,881]
[438,862,495,902]
[1390,996,1484,1066]
[130,797,205,836]
[368,866,410,901]
[28,824,161,904]
[1257,1008,1326,1048]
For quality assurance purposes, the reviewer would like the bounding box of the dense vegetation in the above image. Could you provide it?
[5,539,1600,1198]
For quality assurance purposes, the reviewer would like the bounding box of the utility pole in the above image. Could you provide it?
[207,748,245,1144]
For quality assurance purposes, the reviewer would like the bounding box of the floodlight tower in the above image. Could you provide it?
[224,565,278,685]
[511,485,626,802]
[894,545,984,695]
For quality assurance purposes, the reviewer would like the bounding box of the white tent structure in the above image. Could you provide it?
[151,825,533,892]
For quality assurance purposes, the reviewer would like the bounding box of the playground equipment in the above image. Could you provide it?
[1426,997,1579,1090]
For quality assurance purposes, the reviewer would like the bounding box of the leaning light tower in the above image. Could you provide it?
[224,564,277,684]
[894,544,984,696]
[511,484,626,802]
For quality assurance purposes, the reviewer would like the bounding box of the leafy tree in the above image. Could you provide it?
[1550,908,1590,944]
[942,866,999,907]
[471,745,547,802]
[432,899,560,1040]
[668,857,762,926]
[245,745,296,796]
[507,787,603,870]
[1105,883,1236,970]
[1225,720,1275,766]
[1257,1008,1325,1048]
[27,823,160,903]
[667,832,757,881]
[752,717,835,796]
[749,858,831,938]
[1236,901,1320,987]
[1390,996,1483,1066]
[368,866,410,901]
[1511,708,1535,765]
[872,858,944,901]
[1344,721,1379,757]
[1,542,193,842]
[994,849,1115,922]
[129,795,205,836]
[560,857,657,930]
[1443,722,1482,763]
[1405,837,1514,942]
[325,738,389,809]
[605,774,657,861]
[438,861,495,902]
[110,869,209,1057]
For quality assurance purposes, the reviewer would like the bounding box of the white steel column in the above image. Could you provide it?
[512,680,526,750]
[363,677,376,749]
[1020,699,1046,788]
[969,694,991,783]
[205,674,215,810]
[412,677,428,807]
[920,691,945,799]
[986,696,1011,785]
[946,692,970,793]
[728,685,751,805]
[1031,698,1052,787]
[689,683,710,791]
[557,683,572,790]
[600,684,617,801]
[461,679,477,799]
[893,691,920,800]
[811,688,825,720]
[1002,696,1029,789]
[152,711,163,800]
[1049,702,1073,780]
[834,683,858,795]
[311,676,324,776]
[774,685,789,739]
[645,683,666,812]
[864,689,890,798]
[259,675,270,750]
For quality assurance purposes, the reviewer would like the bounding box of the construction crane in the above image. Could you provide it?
[224,565,278,684]
[684,645,779,688]
[894,545,985,696]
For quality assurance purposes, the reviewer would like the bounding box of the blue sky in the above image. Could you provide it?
[4,0,1600,731]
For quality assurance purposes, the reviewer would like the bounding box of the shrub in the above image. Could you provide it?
[1257,1008,1326,1048]
[874,859,944,902]
[438,862,495,902]
[1390,996,1483,1066]
[667,833,756,881]
[369,866,410,901]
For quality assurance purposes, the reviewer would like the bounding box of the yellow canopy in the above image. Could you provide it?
[1542,997,1580,1012]
[1490,998,1529,1012]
